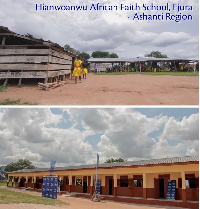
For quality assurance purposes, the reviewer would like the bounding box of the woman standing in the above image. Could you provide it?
[73,56,82,84]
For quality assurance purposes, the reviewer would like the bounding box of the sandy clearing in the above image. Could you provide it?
[0,74,198,105]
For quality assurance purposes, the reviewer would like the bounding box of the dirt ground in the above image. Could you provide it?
[0,74,198,105]
[0,187,186,209]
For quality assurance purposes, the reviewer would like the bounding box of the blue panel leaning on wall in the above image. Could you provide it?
[42,176,58,199]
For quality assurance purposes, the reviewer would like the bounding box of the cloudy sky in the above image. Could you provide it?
[0,0,198,59]
[0,108,198,168]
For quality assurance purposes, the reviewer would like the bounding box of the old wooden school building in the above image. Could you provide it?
[0,27,75,85]
[7,156,199,208]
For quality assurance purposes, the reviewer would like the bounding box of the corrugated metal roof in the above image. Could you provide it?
[9,156,199,174]
[88,57,193,63]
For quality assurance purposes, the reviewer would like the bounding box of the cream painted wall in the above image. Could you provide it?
[146,173,158,188]
[8,163,198,189]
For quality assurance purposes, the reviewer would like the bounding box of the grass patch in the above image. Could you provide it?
[0,99,38,105]
[140,72,199,76]
[0,188,66,205]
[0,180,7,187]
[0,85,10,92]
[94,71,199,76]
[17,84,24,88]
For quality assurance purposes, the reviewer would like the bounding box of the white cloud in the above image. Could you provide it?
[0,0,198,58]
[162,114,199,141]
[0,108,198,167]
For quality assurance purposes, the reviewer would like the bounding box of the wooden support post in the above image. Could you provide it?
[2,36,6,45]
[174,61,177,71]
[4,70,9,86]
[18,71,23,86]
[44,77,48,84]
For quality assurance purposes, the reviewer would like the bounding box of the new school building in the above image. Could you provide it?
[7,156,199,208]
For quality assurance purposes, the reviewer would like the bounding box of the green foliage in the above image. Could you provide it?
[0,99,38,105]
[92,51,109,58]
[92,51,119,58]
[108,53,119,58]
[0,85,10,92]
[79,52,90,60]
[105,158,125,163]
[145,51,168,58]
[5,159,36,173]
[0,180,7,186]
[0,98,21,105]
[17,84,24,88]
[94,72,199,76]
[64,44,80,55]
[0,26,9,33]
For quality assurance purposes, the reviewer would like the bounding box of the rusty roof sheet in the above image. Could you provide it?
[8,156,199,174]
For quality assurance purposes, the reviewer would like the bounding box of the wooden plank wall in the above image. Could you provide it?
[0,46,72,79]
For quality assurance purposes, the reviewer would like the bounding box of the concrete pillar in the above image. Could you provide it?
[25,176,28,188]
[181,171,187,202]
[113,174,117,197]
[7,178,9,187]
[69,175,72,193]
[12,176,14,187]
[18,176,21,187]
[90,175,94,195]
[143,173,147,200]
[32,176,36,189]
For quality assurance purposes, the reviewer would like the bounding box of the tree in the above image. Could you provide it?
[92,51,119,58]
[145,51,168,58]
[64,44,80,55]
[108,53,119,58]
[92,51,109,58]
[79,52,90,60]
[105,158,125,163]
[5,159,36,173]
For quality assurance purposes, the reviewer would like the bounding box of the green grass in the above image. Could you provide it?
[0,85,10,92]
[0,99,38,105]
[0,188,66,205]
[17,84,24,88]
[94,71,199,76]
[0,180,7,187]
[139,72,199,76]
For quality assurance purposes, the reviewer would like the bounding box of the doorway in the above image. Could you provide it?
[35,178,39,189]
[159,179,165,198]
[83,178,87,193]
[109,179,113,195]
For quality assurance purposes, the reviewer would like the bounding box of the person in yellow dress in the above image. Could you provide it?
[82,61,88,79]
[73,56,82,84]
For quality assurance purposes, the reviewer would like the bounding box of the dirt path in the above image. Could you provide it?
[0,74,198,105]
[0,187,185,209]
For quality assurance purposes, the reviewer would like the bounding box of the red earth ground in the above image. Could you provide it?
[0,187,186,209]
[0,74,198,105]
